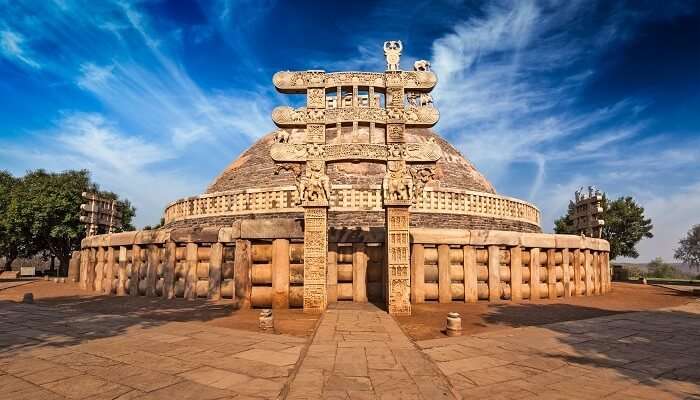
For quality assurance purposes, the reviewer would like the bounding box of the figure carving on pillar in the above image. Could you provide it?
[420,93,434,107]
[410,166,439,201]
[300,161,330,203]
[383,161,413,202]
[274,163,304,204]
[383,41,403,71]
[406,92,419,107]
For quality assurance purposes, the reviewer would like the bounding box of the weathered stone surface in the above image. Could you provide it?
[470,230,519,246]
[217,221,241,242]
[240,218,303,239]
[520,233,556,248]
[555,234,583,249]
[110,231,137,246]
[170,227,220,243]
[412,228,470,244]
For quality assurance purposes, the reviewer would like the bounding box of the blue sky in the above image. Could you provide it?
[1,0,699,261]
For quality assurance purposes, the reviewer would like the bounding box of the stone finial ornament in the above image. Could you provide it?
[383,40,403,71]
[274,129,290,143]
[414,60,431,72]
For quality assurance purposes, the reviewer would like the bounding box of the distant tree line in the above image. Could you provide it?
[0,169,135,275]
[555,191,700,277]
[554,195,653,260]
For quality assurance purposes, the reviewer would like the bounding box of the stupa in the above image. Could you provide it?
[72,42,610,315]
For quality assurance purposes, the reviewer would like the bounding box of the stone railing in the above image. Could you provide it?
[70,223,609,310]
[408,229,611,303]
[163,186,541,226]
[73,220,307,308]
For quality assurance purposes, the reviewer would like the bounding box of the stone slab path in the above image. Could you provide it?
[286,303,455,400]
[419,301,700,399]
[2,296,700,399]
[0,301,306,399]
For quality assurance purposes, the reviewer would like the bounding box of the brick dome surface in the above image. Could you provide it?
[206,127,496,195]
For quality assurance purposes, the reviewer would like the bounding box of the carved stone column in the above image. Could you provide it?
[303,203,328,312]
[302,74,329,313]
[386,201,411,316]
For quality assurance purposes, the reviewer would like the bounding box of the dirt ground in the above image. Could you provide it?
[0,280,319,337]
[396,282,698,340]
[2,281,693,341]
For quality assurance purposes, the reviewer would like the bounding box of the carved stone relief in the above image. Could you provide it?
[307,88,325,109]
[386,206,411,315]
[410,166,439,201]
[303,206,327,311]
[270,142,441,163]
[272,105,439,126]
[300,161,330,203]
[383,161,414,202]
[273,70,437,90]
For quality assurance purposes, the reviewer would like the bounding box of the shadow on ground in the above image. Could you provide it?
[0,281,319,357]
[399,282,697,340]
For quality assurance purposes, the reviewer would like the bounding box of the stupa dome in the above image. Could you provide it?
[207,128,495,194]
[164,125,540,233]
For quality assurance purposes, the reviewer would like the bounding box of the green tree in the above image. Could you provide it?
[0,171,21,271]
[554,195,653,260]
[5,169,135,275]
[646,257,679,279]
[553,201,576,234]
[674,224,700,271]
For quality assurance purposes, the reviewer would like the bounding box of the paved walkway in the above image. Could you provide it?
[419,301,700,399]
[0,302,306,399]
[2,296,700,399]
[286,303,455,399]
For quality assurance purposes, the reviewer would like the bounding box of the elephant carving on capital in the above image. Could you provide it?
[383,161,413,202]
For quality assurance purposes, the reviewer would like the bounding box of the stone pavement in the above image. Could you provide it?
[286,303,455,399]
[419,301,700,399]
[2,297,700,399]
[0,301,306,399]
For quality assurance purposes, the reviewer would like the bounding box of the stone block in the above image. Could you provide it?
[470,230,519,246]
[411,228,470,244]
[520,233,555,248]
[154,228,172,243]
[170,227,220,243]
[241,218,303,239]
[110,231,137,246]
[134,229,162,245]
[555,234,582,249]
[95,234,111,247]
[218,221,241,242]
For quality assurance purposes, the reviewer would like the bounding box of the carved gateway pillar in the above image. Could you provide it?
[385,201,411,315]
[270,41,439,314]
[303,205,328,311]
[302,73,330,312]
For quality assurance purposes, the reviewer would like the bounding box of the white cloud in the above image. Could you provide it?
[52,112,173,172]
[76,63,115,90]
[428,0,700,262]
[0,112,195,227]
[0,30,40,68]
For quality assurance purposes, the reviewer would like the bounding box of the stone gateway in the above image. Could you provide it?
[72,42,611,315]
